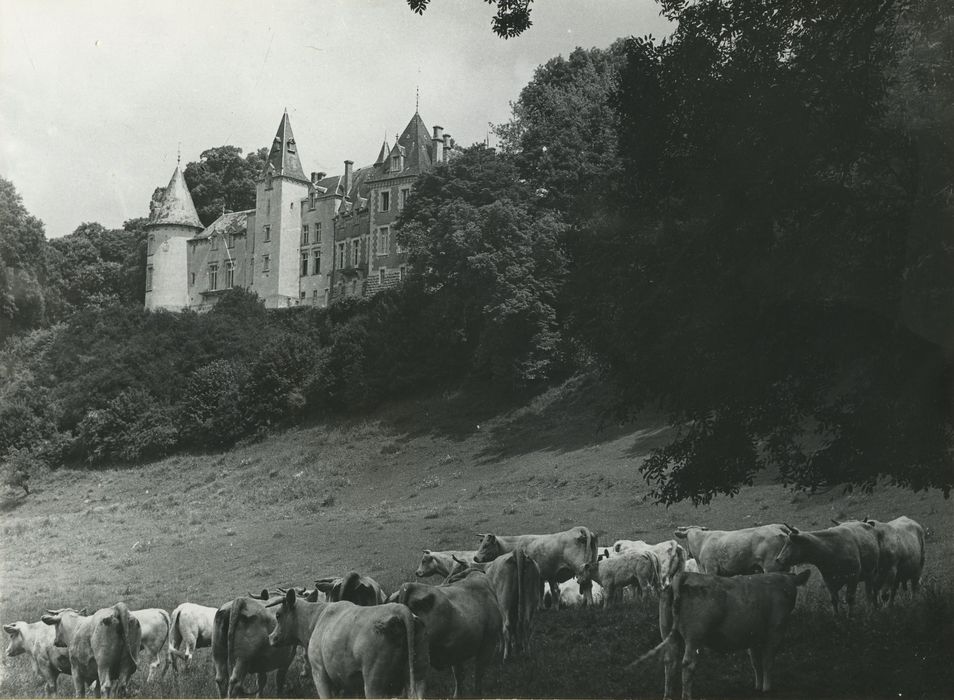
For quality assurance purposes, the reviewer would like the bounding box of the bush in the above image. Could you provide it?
[76,388,178,464]
[178,359,245,449]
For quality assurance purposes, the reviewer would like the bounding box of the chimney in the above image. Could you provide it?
[311,171,326,184]
[432,125,444,164]
[343,160,354,196]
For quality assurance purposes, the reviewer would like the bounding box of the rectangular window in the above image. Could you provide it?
[263,224,271,241]
[351,239,360,267]
[309,192,317,211]
[146,266,153,290]
[191,272,196,286]
[337,242,345,269]
[380,191,390,212]
[315,222,322,244]
[377,226,390,256]
[400,187,410,210]
[147,235,154,255]
[300,291,306,299]
[379,267,386,285]
[313,289,318,300]
[263,254,270,272]
[301,251,309,277]
[400,265,406,281]
[391,155,401,172]
[301,224,309,246]
[226,261,235,288]
[227,233,235,249]
[210,234,218,250]
[209,264,219,291]
[313,251,321,275]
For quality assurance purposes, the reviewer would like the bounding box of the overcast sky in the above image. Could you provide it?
[0,0,673,238]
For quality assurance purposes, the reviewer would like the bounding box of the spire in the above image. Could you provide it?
[265,111,308,182]
[416,85,420,114]
[395,111,434,173]
[147,166,203,230]
[374,138,391,166]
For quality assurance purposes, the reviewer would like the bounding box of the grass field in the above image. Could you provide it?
[1,375,952,698]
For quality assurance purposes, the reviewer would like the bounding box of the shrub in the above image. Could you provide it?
[76,388,178,464]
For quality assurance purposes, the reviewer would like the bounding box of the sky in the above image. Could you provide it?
[0,0,673,239]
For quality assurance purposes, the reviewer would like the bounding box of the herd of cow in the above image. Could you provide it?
[3,515,925,700]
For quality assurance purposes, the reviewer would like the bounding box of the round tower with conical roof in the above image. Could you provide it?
[144,166,204,310]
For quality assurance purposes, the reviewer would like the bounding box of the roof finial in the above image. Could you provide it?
[416,85,420,114]
[177,142,181,167]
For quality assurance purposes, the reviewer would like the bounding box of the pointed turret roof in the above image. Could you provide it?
[374,139,391,166]
[147,166,203,229]
[265,111,308,182]
[395,111,434,174]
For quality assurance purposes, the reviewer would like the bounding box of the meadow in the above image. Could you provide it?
[1,376,952,698]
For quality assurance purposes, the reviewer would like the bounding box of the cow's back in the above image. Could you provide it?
[698,525,788,575]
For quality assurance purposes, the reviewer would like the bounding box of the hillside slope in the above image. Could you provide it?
[1,375,951,697]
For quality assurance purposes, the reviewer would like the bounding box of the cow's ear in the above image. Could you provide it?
[422,549,431,555]
[785,524,800,536]
[41,615,58,626]
[577,531,588,543]
[285,588,296,607]
[3,623,17,635]
[261,589,269,601]
[78,608,87,616]
[673,529,687,539]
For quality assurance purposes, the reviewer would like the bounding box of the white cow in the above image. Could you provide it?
[169,602,217,666]
[3,619,71,696]
[130,608,172,682]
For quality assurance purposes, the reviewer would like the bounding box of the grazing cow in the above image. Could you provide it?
[129,608,171,683]
[863,516,926,604]
[415,550,478,579]
[4,619,71,696]
[775,522,879,614]
[554,577,605,609]
[579,549,657,606]
[169,603,217,667]
[42,603,142,698]
[447,549,542,659]
[394,570,503,698]
[629,570,811,700]
[474,526,597,605]
[267,588,429,698]
[314,572,388,606]
[673,524,790,576]
[211,592,295,698]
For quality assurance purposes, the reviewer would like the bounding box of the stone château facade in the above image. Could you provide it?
[144,109,456,311]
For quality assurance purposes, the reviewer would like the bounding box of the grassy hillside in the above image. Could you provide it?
[1,375,952,698]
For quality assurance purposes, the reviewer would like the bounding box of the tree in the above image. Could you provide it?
[570,0,954,503]
[399,145,569,386]
[495,42,628,216]
[184,146,268,227]
[407,0,533,38]
[0,178,50,341]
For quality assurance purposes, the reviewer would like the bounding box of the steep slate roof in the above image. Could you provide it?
[374,139,391,166]
[265,111,309,182]
[148,166,203,229]
[193,210,251,240]
[371,112,434,180]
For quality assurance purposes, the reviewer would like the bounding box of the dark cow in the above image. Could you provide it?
[315,572,387,606]
[630,570,811,700]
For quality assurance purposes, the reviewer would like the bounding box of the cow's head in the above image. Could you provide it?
[576,562,595,586]
[268,589,296,648]
[3,622,25,657]
[40,608,83,648]
[474,534,501,563]
[597,548,611,562]
[774,524,801,568]
[415,550,438,578]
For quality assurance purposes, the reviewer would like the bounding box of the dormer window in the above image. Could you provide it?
[287,138,296,153]
[391,155,402,172]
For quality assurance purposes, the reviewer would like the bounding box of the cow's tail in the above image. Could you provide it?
[399,606,422,699]
[157,608,173,671]
[169,606,188,660]
[115,603,140,668]
[626,628,678,671]
[228,598,244,678]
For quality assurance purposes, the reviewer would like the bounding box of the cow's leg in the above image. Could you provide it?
[451,664,465,699]
[845,579,859,617]
[680,641,698,700]
[71,670,87,698]
[226,658,247,698]
[548,579,560,606]
[760,634,784,692]
[662,638,680,700]
[312,663,335,699]
[254,671,267,698]
[276,664,289,697]
[748,648,763,691]
[822,577,841,614]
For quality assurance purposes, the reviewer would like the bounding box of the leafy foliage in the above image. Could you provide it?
[184,146,268,227]
[399,145,569,387]
[570,0,954,503]
[0,178,51,339]
[407,0,533,38]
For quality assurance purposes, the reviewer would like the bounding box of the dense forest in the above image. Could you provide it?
[1,0,951,503]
